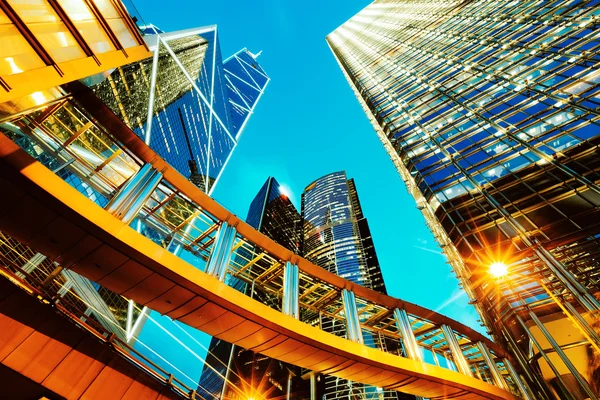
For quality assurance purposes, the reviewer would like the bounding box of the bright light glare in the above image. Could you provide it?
[279,184,292,198]
[489,262,508,278]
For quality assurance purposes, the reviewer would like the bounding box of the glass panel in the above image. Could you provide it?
[8,0,85,63]
[105,17,136,48]
[93,0,137,48]
[0,9,45,75]
[56,0,116,54]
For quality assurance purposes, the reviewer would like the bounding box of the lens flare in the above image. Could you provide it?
[489,262,508,278]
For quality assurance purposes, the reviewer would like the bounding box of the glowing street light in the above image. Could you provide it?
[489,261,508,278]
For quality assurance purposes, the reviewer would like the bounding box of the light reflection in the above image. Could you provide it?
[489,261,508,278]
[6,57,23,74]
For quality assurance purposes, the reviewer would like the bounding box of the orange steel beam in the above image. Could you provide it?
[66,81,507,358]
[0,135,516,400]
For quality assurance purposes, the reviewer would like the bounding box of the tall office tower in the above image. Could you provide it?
[302,172,386,293]
[328,2,600,398]
[0,0,153,343]
[301,171,403,399]
[92,26,269,194]
[198,177,309,399]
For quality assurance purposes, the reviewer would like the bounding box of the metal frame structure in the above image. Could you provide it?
[327,1,600,398]
[0,83,524,399]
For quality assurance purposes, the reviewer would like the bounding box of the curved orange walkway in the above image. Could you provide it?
[0,133,517,400]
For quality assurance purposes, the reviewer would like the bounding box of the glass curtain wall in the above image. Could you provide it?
[327,1,600,398]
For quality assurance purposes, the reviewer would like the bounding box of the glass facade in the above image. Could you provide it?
[0,0,150,107]
[328,1,600,398]
[91,28,269,194]
[301,171,403,400]
[302,172,385,291]
[198,177,308,399]
[247,177,302,253]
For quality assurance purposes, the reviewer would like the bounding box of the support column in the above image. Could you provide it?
[220,343,236,400]
[504,358,536,400]
[105,163,163,224]
[476,342,505,389]
[502,328,554,400]
[282,261,299,319]
[393,308,422,361]
[286,371,292,400]
[205,222,236,282]
[440,325,472,377]
[310,373,317,400]
[342,289,363,344]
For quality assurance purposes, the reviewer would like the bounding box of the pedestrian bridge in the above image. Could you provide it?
[0,83,524,400]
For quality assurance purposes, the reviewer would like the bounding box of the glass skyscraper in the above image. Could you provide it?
[302,172,386,293]
[328,1,600,399]
[198,177,309,399]
[92,26,269,194]
[301,171,403,399]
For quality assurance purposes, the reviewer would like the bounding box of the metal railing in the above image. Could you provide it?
[0,85,526,398]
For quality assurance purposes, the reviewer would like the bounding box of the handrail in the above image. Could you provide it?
[66,80,506,358]
[0,85,522,399]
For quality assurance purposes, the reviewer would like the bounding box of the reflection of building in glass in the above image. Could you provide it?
[92,26,269,194]
[301,171,403,399]
[328,2,600,398]
[198,177,308,399]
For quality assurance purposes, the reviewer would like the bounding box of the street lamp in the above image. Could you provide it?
[489,261,508,278]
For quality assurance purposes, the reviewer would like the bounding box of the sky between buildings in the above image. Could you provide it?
[132,0,484,384]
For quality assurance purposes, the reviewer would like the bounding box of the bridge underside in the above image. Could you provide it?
[0,275,183,400]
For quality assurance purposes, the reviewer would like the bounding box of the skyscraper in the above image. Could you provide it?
[301,171,403,399]
[302,172,386,294]
[198,177,308,399]
[91,26,269,194]
[328,2,600,398]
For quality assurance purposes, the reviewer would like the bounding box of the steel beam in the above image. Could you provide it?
[476,342,505,389]
[440,324,472,377]
[504,358,535,400]
[105,164,162,224]
[205,222,236,282]
[393,308,422,361]
[342,289,364,344]
[282,261,299,319]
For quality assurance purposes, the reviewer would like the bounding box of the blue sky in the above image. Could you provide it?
[133,0,483,385]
